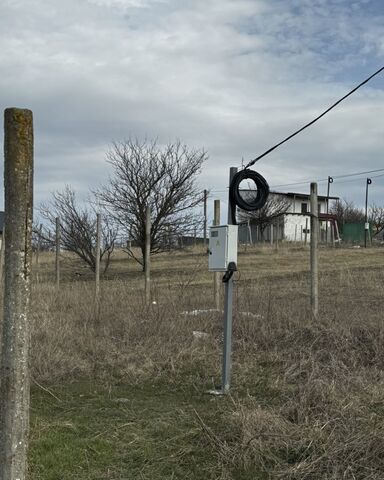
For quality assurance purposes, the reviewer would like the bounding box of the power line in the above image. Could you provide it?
[245,66,384,169]
[270,167,384,189]
[332,168,384,179]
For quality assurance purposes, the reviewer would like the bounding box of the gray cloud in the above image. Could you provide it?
[0,0,383,217]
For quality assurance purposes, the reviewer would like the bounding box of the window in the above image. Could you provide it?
[301,203,308,214]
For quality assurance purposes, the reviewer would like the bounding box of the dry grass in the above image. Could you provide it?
[29,245,384,479]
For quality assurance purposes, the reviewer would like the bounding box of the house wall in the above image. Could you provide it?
[284,214,311,242]
[270,193,328,214]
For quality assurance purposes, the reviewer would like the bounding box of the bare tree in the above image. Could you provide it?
[95,138,207,269]
[330,199,365,227]
[237,193,290,239]
[369,203,384,236]
[39,186,117,273]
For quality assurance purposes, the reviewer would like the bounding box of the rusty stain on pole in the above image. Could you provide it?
[0,108,34,480]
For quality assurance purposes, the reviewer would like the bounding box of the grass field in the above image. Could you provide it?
[27,244,384,479]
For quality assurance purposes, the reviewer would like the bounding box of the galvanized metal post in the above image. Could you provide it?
[325,176,333,244]
[222,167,237,393]
[310,183,319,317]
[145,206,151,303]
[0,107,34,480]
[213,199,220,310]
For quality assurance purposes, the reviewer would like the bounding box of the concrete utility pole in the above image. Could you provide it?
[310,182,319,317]
[0,107,34,480]
[145,206,151,304]
[213,199,220,310]
[203,189,208,248]
[95,213,101,301]
[55,217,60,290]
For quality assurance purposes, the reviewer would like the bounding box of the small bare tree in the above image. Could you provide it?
[95,138,207,269]
[330,199,365,227]
[369,204,384,236]
[237,193,290,239]
[39,186,117,273]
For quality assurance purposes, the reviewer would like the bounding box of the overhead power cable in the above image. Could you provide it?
[245,66,384,169]
[270,167,384,189]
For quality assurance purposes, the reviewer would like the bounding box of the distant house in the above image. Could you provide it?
[238,191,339,243]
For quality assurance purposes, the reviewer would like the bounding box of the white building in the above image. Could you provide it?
[238,191,339,243]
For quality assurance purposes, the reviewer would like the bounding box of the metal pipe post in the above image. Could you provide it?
[222,167,237,393]
[364,178,372,248]
[310,182,319,317]
[325,176,333,244]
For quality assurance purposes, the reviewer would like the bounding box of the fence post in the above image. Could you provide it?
[55,217,60,290]
[310,183,319,317]
[0,107,34,480]
[0,227,5,287]
[95,213,101,301]
[213,199,220,310]
[145,206,151,304]
[304,218,308,245]
[203,189,208,248]
[36,223,42,265]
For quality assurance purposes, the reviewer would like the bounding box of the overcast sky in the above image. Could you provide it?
[1,0,384,221]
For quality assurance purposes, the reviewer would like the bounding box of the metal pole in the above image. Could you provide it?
[213,199,220,310]
[222,167,237,393]
[0,107,34,480]
[145,206,151,303]
[270,223,273,245]
[310,182,319,317]
[95,213,101,301]
[55,217,60,290]
[325,176,333,244]
[203,189,208,249]
[364,178,372,248]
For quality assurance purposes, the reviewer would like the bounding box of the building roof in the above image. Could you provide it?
[270,191,339,201]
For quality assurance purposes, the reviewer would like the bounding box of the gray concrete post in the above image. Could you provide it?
[0,108,34,480]
[145,206,151,303]
[55,217,60,290]
[310,183,319,317]
[95,213,101,300]
[203,189,208,248]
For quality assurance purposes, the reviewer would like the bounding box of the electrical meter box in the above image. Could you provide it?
[208,225,238,272]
